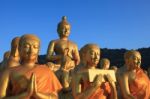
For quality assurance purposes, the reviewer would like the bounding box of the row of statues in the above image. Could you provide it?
[0,16,150,99]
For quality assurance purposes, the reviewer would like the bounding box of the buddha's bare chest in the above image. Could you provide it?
[55,41,74,53]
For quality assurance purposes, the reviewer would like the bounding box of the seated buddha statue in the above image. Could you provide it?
[46,16,80,72]
[6,37,20,68]
[99,58,110,70]
[0,51,10,71]
[118,50,150,99]
[0,37,20,70]
[72,44,117,99]
[0,34,62,99]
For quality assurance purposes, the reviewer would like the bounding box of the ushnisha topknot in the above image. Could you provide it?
[57,16,70,30]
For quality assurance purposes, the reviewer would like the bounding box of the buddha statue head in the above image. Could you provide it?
[80,44,100,68]
[100,58,110,70]
[3,51,10,61]
[57,16,71,38]
[124,50,141,70]
[19,34,40,64]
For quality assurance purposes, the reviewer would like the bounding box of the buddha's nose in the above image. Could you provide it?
[28,47,34,54]
[62,29,66,33]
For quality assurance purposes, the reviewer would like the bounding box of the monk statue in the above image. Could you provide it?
[117,50,150,99]
[0,37,20,71]
[0,51,10,71]
[46,16,80,72]
[6,37,20,68]
[99,58,110,70]
[72,44,117,99]
[0,34,62,99]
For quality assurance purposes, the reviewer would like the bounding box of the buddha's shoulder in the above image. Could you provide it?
[49,39,59,44]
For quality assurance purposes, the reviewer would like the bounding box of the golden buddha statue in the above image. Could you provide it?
[118,50,150,99]
[99,58,110,70]
[0,34,62,99]
[72,44,117,99]
[46,16,80,72]
[0,51,10,71]
[6,37,20,68]
[0,37,20,70]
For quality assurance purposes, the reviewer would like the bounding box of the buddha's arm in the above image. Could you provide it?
[120,73,134,99]
[73,45,80,65]
[46,41,62,61]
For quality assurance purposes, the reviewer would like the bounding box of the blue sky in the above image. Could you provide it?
[0,0,150,61]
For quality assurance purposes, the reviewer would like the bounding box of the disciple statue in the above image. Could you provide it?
[0,34,62,99]
[0,51,10,71]
[6,37,20,68]
[118,50,150,99]
[72,44,117,99]
[46,16,80,72]
[99,58,110,70]
[0,37,20,70]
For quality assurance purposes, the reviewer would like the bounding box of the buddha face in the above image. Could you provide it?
[126,52,141,70]
[58,24,70,38]
[101,62,110,70]
[20,38,40,62]
[85,46,100,67]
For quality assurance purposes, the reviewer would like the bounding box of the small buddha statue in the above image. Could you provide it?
[6,37,20,68]
[72,44,117,99]
[0,37,20,70]
[0,34,62,99]
[46,16,80,72]
[117,50,150,99]
[99,58,110,70]
[0,51,10,73]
